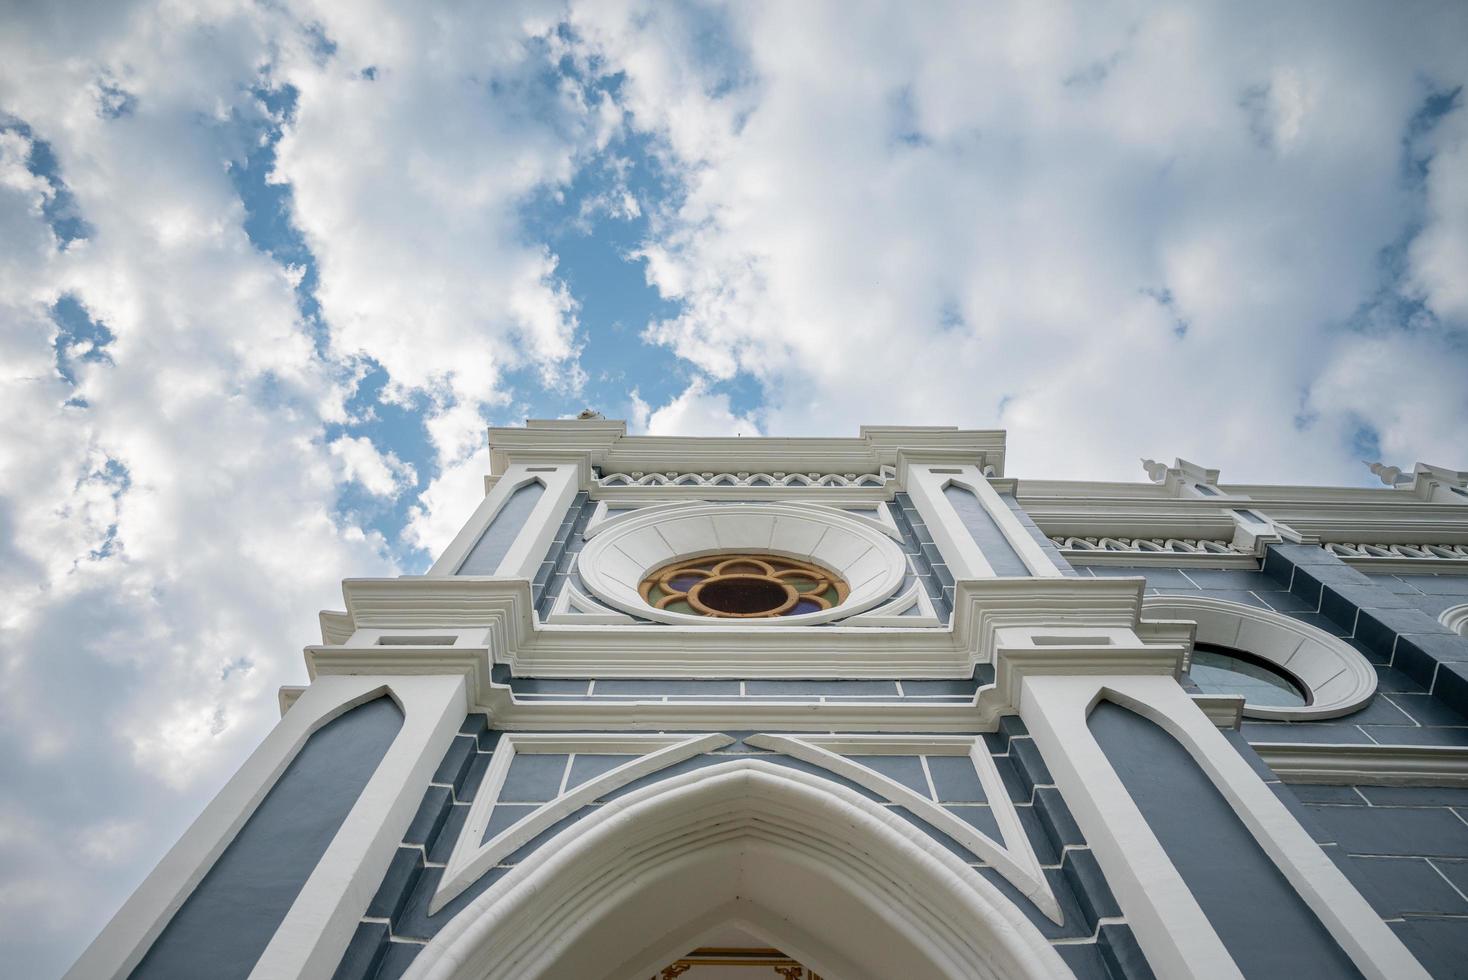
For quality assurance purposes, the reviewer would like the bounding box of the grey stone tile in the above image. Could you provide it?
[332,921,388,980]
[432,735,477,792]
[1062,848,1121,927]
[510,678,591,694]
[1390,916,1468,980]
[1436,662,1468,719]
[1283,611,1349,637]
[744,679,900,696]
[1279,784,1364,805]
[900,678,979,696]
[1016,805,1059,864]
[943,803,1001,839]
[1341,695,1416,726]
[1055,942,1111,980]
[1241,722,1372,745]
[1362,726,1468,747]
[456,752,494,803]
[926,754,986,802]
[404,785,454,847]
[1374,666,1429,694]
[1256,589,1317,613]
[374,941,422,980]
[1307,805,1468,857]
[1404,576,1468,597]
[426,804,468,864]
[366,847,424,920]
[1359,786,1468,807]
[1098,923,1156,980]
[1403,593,1467,617]
[1395,634,1468,692]
[848,754,930,796]
[1089,565,1194,588]
[1034,786,1086,851]
[992,755,1030,803]
[1359,608,1456,659]
[592,679,741,696]
[565,753,635,790]
[1157,588,1268,609]
[499,754,568,803]
[974,866,1095,940]
[1009,737,1054,792]
[1331,853,1468,916]
[1432,859,1468,896]
[1361,573,1431,595]
[1184,569,1279,592]
[481,802,538,844]
[1385,693,1468,727]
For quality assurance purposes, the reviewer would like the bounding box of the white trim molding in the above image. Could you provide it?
[1254,743,1468,786]
[1142,595,1377,721]
[402,761,1069,980]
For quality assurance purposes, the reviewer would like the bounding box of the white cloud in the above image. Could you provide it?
[572,1,1468,483]
[0,4,400,974]
[329,434,417,497]
[631,378,762,437]
[1409,102,1468,322]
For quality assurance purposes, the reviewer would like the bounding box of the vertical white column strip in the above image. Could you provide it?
[64,676,427,980]
[1099,676,1429,980]
[250,673,469,980]
[1019,674,1242,980]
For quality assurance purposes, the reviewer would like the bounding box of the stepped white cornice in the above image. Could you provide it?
[320,574,1164,678]
[485,421,1007,480]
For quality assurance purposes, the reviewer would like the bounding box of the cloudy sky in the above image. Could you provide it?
[2,0,1466,974]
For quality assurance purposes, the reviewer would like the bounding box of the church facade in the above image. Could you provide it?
[70,421,1468,979]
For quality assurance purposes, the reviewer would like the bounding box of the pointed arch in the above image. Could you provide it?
[405,759,1072,980]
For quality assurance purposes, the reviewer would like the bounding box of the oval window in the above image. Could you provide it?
[1185,643,1309,708]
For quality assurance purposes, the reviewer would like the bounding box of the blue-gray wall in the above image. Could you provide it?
[456,480,545,575]
[1089,700,1360,978]
[133,696,403,980]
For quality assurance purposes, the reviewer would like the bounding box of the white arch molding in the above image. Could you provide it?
[403,760,1073,980]
[1142,594,1377,720]
[1441,603,1468,637]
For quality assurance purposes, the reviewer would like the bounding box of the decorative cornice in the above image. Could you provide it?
[1253,743,1468,786]
[1051,535,1244,555]
[1324,542,1468,560]
[598,466,895,489]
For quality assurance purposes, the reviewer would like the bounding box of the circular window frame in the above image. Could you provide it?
[1142,595,1377,720]
[640,553,851,619]
[578,502,907,626]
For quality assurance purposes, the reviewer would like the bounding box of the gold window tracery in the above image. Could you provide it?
[637,554,850,619]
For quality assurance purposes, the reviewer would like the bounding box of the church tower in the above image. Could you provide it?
[70,421,1468,978]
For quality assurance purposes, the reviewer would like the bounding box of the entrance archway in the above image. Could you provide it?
[405,759,1073,980]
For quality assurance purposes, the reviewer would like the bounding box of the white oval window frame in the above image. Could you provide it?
[578,502,908,626]
[1143,595,1377,720]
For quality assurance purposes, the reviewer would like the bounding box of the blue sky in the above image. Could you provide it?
[1,2,1467,976]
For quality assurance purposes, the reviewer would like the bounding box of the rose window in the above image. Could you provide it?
[638,554,850,619]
